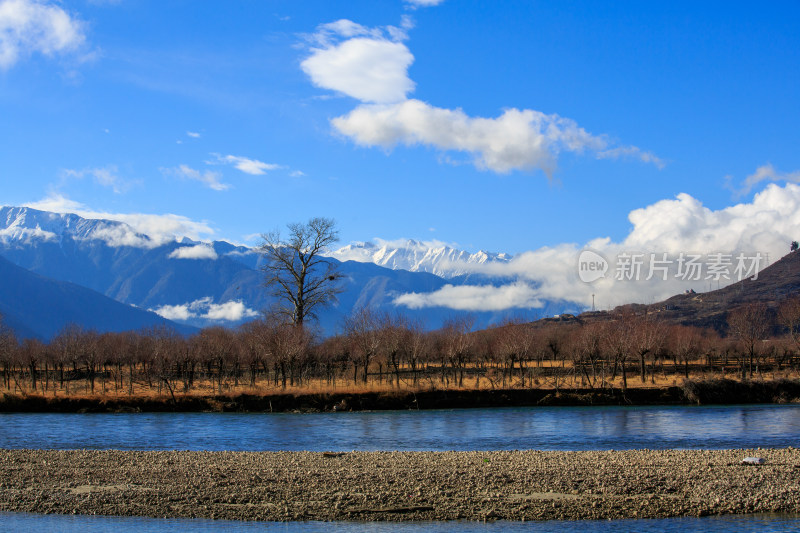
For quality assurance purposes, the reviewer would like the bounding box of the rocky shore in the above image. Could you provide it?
[2,448,800,521]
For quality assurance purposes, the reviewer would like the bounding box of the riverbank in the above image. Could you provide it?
[2,378,800,413]
[1,448,799,521]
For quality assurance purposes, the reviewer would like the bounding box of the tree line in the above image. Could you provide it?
[2,297,800,398]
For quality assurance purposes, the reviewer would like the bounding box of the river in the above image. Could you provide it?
[2,404,800,451]
[2,512,800,532]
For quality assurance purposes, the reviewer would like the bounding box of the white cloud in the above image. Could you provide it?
[393,179,800,312]
[151,297,258,322]
[186,131,200,138]
[405,0,445,7]
[150,303,193,321]
[728,163,800,197]
[212,154,281,176]
[87,224,154,248]
[308,19,385,47]
[204,300,258,321]
[333,101,633,175]
[23,194,216,246]
[0,224,57,243]
[301,20,415,104]
[597,146,665,169]
[61,165,133,194]
[163,164,229,191]
[168,244,218,260]
[395,282,542,311]
[0,0,86,69]
[302,17,660,175]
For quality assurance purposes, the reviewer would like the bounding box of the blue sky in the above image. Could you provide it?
[2,0,799,260]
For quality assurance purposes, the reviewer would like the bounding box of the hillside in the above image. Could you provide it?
[628,250,800,331]
[0,256,196,340]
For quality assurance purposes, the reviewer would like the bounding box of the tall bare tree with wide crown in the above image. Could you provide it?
[258,217,344,328]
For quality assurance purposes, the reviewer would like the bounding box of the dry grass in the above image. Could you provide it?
[5,360,799,402]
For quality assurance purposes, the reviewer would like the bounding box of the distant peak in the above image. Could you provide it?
[328,238,512,278]
[0,205,156,249]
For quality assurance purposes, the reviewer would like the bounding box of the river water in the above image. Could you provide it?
[2,512,800,532]
[2,404,800,451]
[3,404,800,530]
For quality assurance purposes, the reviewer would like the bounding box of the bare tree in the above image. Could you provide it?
[573,322,604,389]
[406,320,429,386]
[51,324,84,394]
[239,320,272,388]
[269,322,312,388]
[0,314,17,391]
[779,296,800,349]
[259,217,344,327]
[380,313,410,388]
[603,312,636,391]
[630,312,664,384]
[727,302,770,380]
[493,319,534,387]
[670,325,703,379]
[441,316,475,388]
[344,306,385,384]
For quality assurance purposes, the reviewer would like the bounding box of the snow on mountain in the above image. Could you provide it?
[1,207,513,280]
[328,239,512,278]
[0,206,156,248]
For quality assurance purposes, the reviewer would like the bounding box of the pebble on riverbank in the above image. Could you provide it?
[1,448,799,522]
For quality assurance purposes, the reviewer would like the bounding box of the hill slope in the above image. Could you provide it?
[0,256,196,340]
[633,251,800,330]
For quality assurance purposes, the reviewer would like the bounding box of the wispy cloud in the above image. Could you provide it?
[727,163,800,197]
[0,0,87,69]
[404,0,446,8]
[186,131,201,138]
[162,164,229,191]
[211,153,282,175]
[60,165,136,194]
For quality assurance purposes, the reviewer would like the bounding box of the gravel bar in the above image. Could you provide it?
[1,448,800,521]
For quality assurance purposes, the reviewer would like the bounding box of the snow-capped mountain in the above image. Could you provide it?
[0,206,157,248]
[1,207,512,279]
[328,239,512,278]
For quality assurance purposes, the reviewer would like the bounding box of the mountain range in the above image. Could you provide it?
[0,206,579,339]
[328,239,512,279]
